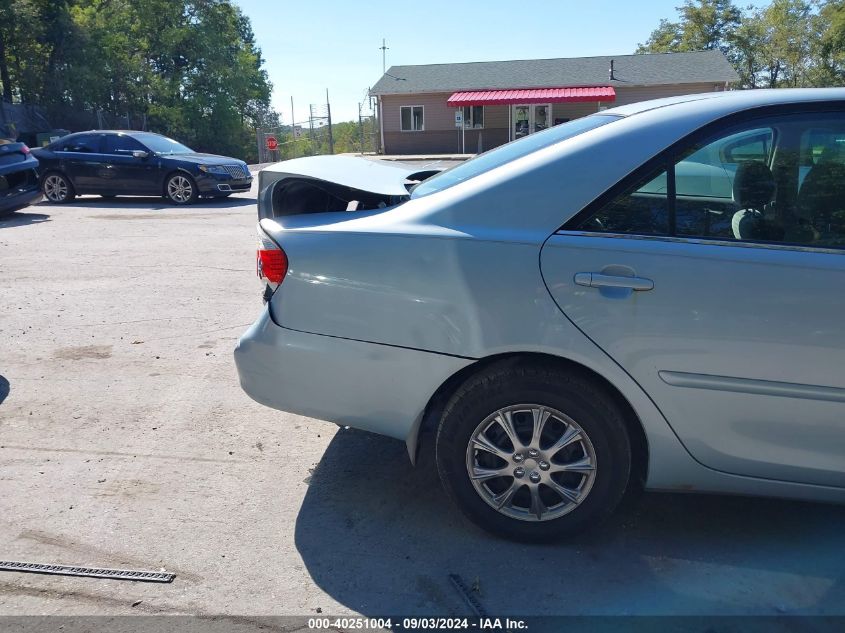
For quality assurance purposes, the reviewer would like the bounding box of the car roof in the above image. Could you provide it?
[66,130,161,137]
[394,88,845,237]
[608,87,845,118]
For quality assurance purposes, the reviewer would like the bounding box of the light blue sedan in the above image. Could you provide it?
[235,88,845,541]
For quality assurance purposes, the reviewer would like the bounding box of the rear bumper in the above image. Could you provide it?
[234,306,471,443]
[0,168,41,213]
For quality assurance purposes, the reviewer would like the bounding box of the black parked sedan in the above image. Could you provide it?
[0,139,41,214]
[31,130,252,205]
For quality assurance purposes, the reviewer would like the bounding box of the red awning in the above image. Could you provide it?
[446,86,616,107]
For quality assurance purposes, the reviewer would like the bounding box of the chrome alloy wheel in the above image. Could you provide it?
[465,404,597,522]
[167,175,193,203]
[44,174,69,202]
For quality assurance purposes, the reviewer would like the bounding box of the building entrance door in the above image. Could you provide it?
[511,104,551,140]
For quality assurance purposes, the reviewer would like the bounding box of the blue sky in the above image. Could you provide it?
[235,0,698,123]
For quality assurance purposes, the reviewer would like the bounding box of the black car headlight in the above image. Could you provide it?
[198,165,228,175]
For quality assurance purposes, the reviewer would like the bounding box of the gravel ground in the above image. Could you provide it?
[0,184,843,623]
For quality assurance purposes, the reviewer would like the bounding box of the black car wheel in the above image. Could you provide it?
[42,172,75,204]
[164,173,198,205]
[436,361,632,542]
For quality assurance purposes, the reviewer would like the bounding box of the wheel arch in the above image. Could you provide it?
[161,168,196,195]
[40,169,76,201]
[40,168,74,187]
[412,351,648,493]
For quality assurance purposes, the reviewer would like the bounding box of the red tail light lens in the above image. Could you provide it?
[256,228,287,286]
[20,144,30,154]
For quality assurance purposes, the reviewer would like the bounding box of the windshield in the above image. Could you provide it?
[133,133,194,155]
[411,114,621,198]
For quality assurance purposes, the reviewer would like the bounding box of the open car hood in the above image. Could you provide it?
[259,155,445,219]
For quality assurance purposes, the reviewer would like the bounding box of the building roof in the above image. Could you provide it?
[371,50,739,95]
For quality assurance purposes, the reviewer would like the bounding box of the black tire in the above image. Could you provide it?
[42,172,75,204]
[435,361,632,542]
[164,172,198,205]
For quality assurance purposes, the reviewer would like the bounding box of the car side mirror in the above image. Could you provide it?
[132,150,149,159]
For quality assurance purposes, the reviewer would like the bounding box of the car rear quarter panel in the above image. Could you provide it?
[264,223,705,488]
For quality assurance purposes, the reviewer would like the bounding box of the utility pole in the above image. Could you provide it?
[290,96,296,158]
[326,88,334,155]
[308,103,315,152]
[358,102,365,154]
[380,38,388,74]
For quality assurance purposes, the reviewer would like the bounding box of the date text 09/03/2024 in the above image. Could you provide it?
[307,618,529,630]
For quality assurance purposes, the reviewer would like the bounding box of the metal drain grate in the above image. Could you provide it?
[448,573,487,618]
[0,560,175,583]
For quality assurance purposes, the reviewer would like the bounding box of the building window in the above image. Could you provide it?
[400,105,424,132]
[463,106,484,129]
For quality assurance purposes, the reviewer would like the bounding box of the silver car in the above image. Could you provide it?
[235,89,845,541]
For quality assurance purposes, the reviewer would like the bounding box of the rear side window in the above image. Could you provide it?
[411,114,620,198]
[54,134,101,153]
[103,135,146,155]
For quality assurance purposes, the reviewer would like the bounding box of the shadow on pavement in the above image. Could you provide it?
[294,428,845,616]
[39,195,256,210]
[0,210,50,228]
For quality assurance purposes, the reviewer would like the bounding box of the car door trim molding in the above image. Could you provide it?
[659,371,845,403]
[556,229,845,256]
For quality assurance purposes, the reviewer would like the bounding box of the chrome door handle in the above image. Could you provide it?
[574,272,654,291]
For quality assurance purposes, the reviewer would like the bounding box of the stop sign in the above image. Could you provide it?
[265,136,278,151]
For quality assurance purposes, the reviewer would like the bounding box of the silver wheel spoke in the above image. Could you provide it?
[492,481,519,509]
[471,434,510,461]
[529,485,546,520]
[470,465,509,482]
[547,424,582,456]
[495,410,521,450]
[546,479,580,504]
[530,406,552,447]
[551,455,595,474]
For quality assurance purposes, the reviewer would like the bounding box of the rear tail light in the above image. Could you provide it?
[20,144,30,154]
[256,225,287,291]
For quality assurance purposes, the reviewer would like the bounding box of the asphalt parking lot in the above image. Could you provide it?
[1,182,844,620]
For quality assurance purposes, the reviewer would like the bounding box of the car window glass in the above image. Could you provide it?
[55,135,101,153]
[132,133,193,154]
[582,168,670,236]
[103,135,146,155]
[576,113,845,249]
[410,114,619,198]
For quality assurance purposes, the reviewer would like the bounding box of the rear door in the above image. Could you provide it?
[53,133,106,190]
[541,108,845,487]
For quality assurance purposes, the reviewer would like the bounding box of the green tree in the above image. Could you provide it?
[0,0,277,161]
[638,0,843,89]
[637,0,741,54]
[763,0,813,87]
[808,0,845,85]
[730,10,769,87]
